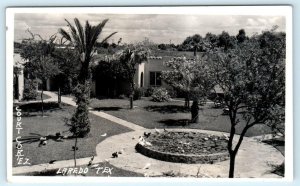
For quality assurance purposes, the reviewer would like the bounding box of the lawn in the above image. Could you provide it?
[12,102,133,167]
[89,97,272,137]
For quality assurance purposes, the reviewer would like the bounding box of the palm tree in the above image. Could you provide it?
[59,18,116,167]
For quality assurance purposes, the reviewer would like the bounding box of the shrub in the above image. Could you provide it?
[133,88,144,100]
[151,88,171,102]
[118,94,127,99]
[89,98,100,108]
[167,88,177,98]
[145,87,155,97]
[23,79,38,101]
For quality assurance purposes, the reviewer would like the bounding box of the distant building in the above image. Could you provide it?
[91,51,198,97]
[14,49,220,99]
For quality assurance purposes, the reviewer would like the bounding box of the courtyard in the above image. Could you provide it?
[12,91,284,178]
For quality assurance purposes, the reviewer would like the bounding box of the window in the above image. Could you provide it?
[140,72,144,87]
[150,71,162,86]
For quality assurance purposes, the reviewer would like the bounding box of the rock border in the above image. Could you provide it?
[135,133,230,164]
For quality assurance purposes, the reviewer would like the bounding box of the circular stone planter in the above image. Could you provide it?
[136,131,229,164]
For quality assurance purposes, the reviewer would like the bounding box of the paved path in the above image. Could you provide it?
[95,129,283,178]
[12,91,284,178]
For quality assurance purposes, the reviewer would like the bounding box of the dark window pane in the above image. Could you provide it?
[156,72,162,86]
[150,72,155,86]
[140,72,144,87]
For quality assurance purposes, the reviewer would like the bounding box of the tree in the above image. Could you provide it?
[204,32,219,51]
[217,31,236,51]
[161,57,214,121]
[207,30,285,178]
[53,47,81,96]
[236,29,247,43]
[13,66,22,100]
[182,34,203,56]
[116,47,149,109]
[21,31,60,116]
[59,18,116,167]
[26,55,60,116]
[158,43,167,50]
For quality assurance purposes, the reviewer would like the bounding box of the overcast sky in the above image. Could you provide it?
[14,13,285,44]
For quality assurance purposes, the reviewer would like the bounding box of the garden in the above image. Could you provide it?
[12,17,285,178]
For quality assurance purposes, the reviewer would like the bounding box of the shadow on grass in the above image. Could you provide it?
[13,132,71,145]
[159,119,191,127]
[144,105,190,114]
[93,107,122,111]
[14,102,62,113]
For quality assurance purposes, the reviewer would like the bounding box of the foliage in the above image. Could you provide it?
[59,17,116,138]
[133,87,144,100]
[13,66,22,99]
[158,43,167,50]
[20,31,60,116]
[167,88,177,98]
[207,29,285,177]
[115,46,149,108]
[60,17,116,167]
[161,57,214,105]
[236,29,247,43]
[66,82,91,137]
[52,48,80,94]
[26,55,60,83]
[151,87,171,102]
[23,79,38,100]
[20,31,59,82]
[145,87,155,97]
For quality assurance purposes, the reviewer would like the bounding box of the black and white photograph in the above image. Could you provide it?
[6,6,293,182]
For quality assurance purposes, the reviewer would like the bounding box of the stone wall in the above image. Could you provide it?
[136,143,229,164]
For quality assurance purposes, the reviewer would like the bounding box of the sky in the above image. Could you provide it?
[14,13,286,44]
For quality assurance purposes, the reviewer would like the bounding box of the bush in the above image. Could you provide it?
[133,88,144,100]
[145,87,155,97]
[118,94,127,99]
[23,79,38,101]
[167,88,177,98]
[151,88,171,102]
[89,98,100,108]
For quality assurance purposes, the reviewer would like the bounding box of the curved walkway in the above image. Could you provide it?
[13,91,284,178]
[95,128,283,178]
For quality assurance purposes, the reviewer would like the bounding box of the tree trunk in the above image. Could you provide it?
[194,47,197,57]
[191,100,199,123]
[185,95,190,108]
[58,87,61,107]
[130,96,133,109]
[74,136,78,167]
[129,81,134,109]
[14,74,19,100]
[41,89,44,117]
[229,152,236,178]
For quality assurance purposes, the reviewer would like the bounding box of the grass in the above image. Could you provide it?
[12,102,133,167]
[89,97,272,137]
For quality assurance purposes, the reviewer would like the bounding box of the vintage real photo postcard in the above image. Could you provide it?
[6,6,293,182]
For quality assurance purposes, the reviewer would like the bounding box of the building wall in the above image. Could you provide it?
[143,56,172,89]
[134,63,145,88]
[14,53,25,101]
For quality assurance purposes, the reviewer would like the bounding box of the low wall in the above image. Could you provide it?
[136,143,229,164]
